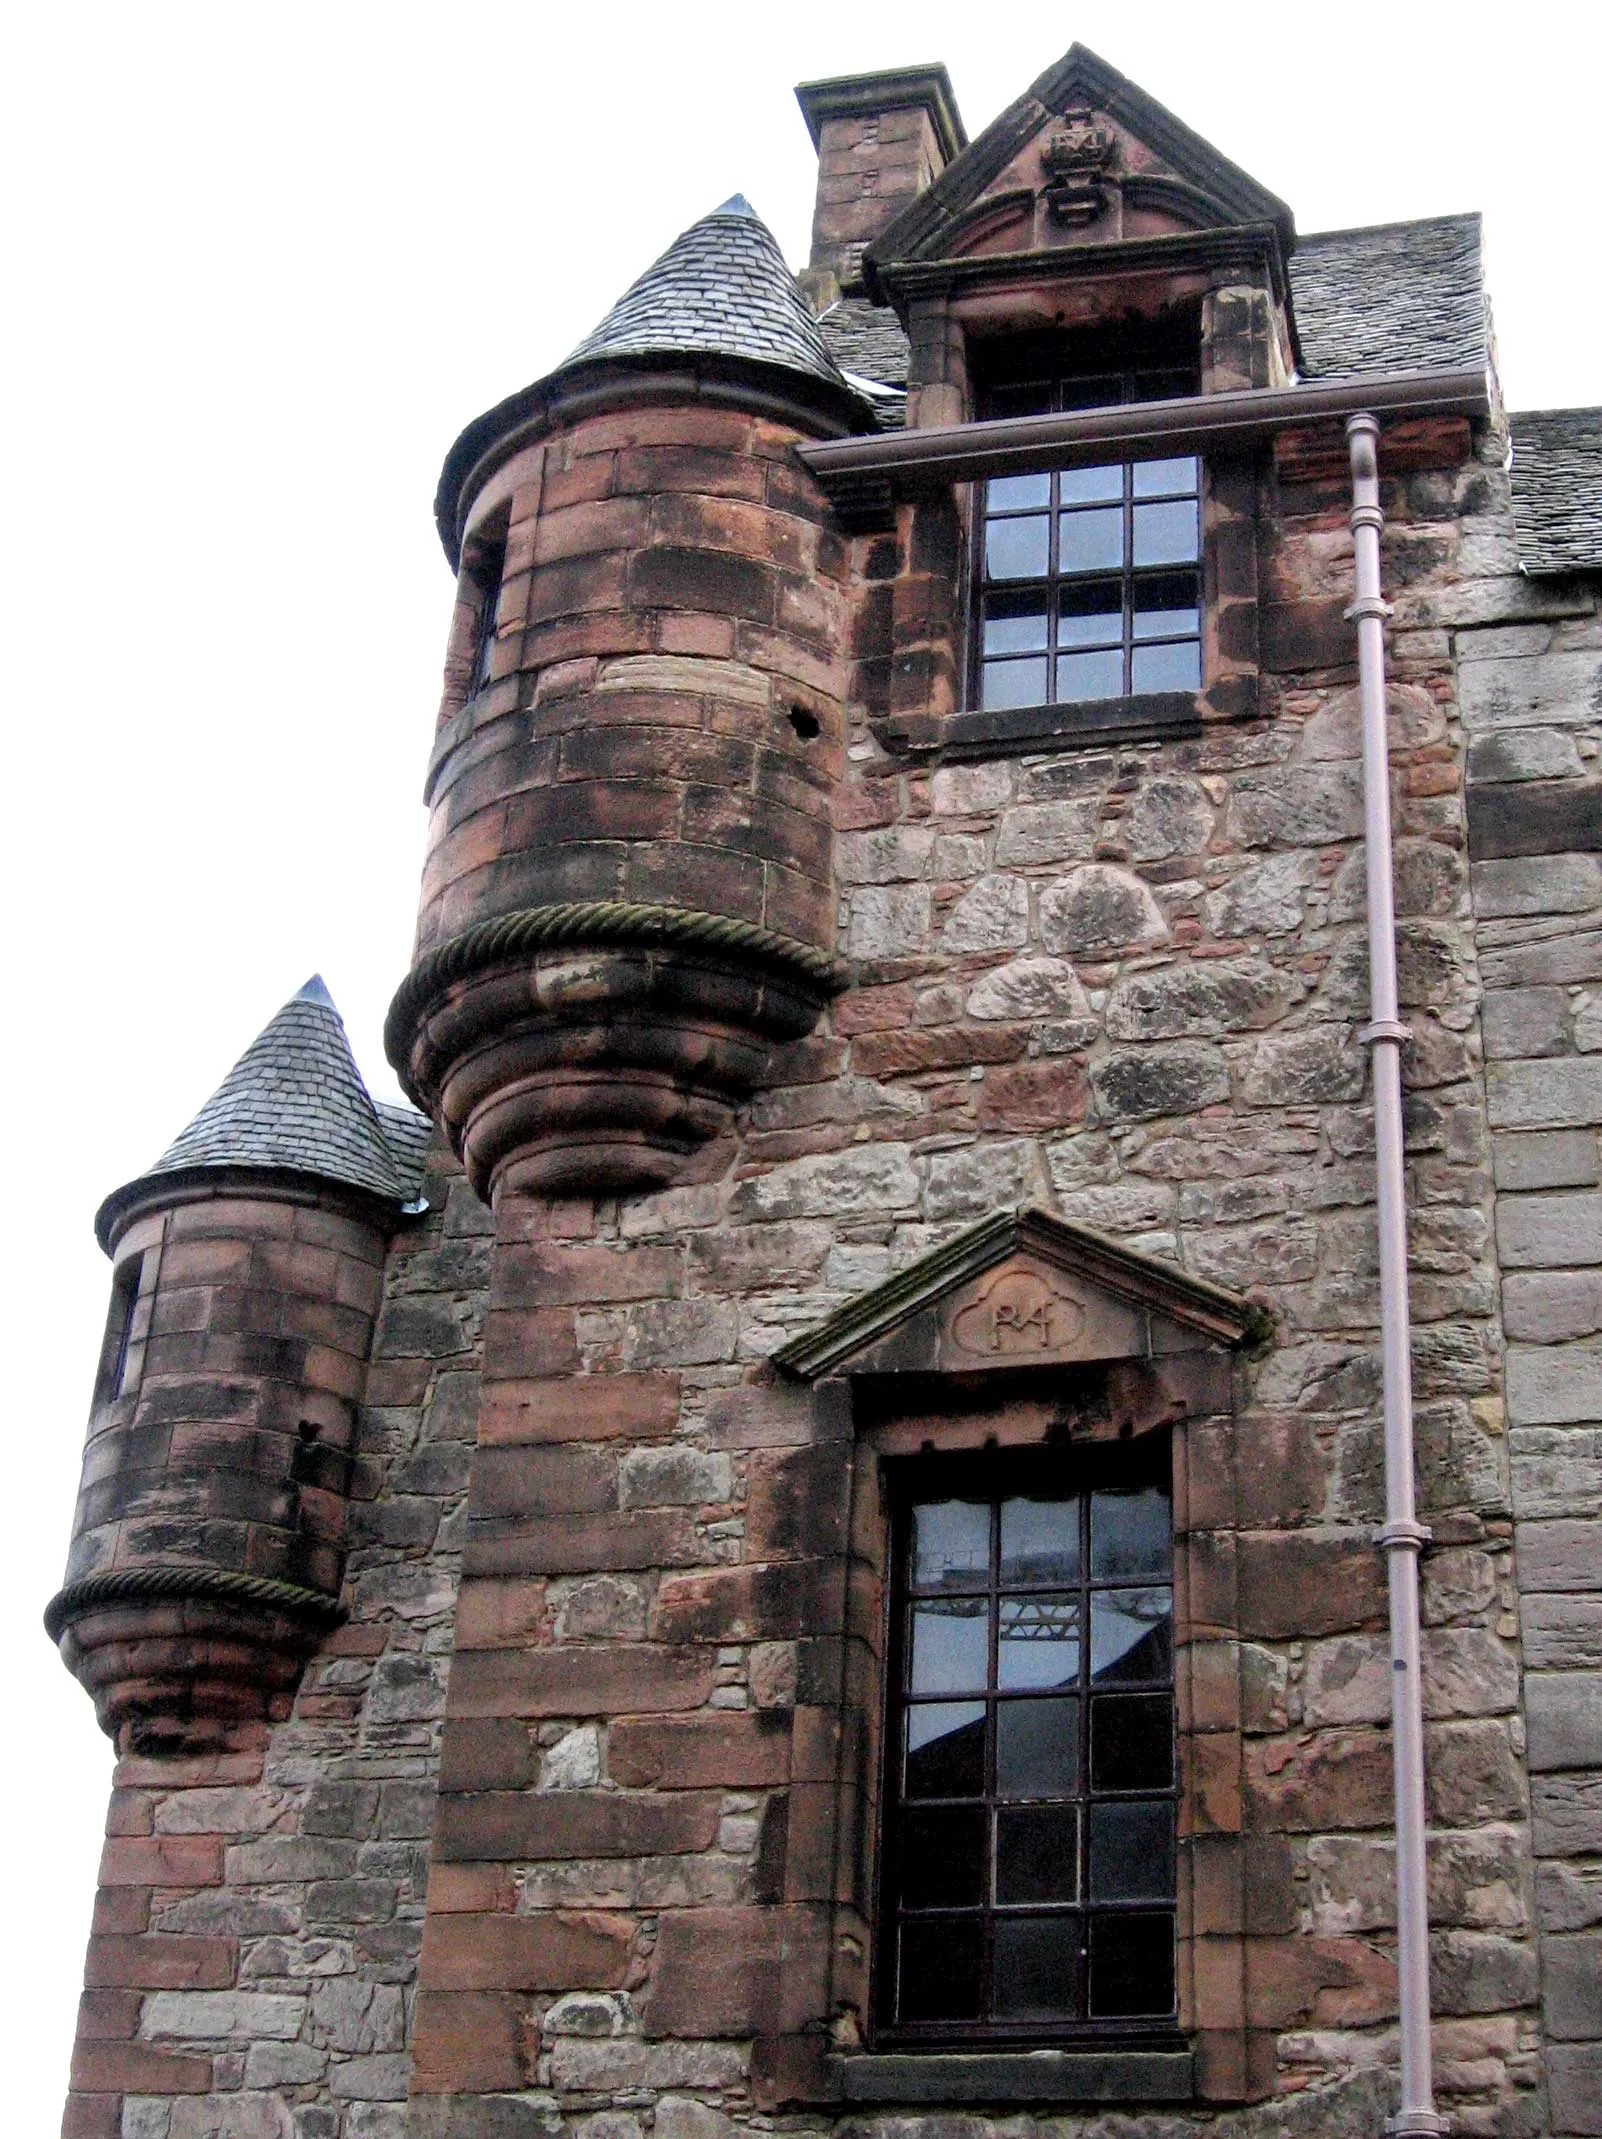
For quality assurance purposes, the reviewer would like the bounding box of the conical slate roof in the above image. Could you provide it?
[97,978,430,1246]
[434,196,867,562]
[558,195,851,390]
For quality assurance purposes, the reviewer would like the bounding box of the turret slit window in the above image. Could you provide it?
[467,538,506,699]
[96,1254,145,1407]
[973,346,1202,714]
[876,1452,1177,2044]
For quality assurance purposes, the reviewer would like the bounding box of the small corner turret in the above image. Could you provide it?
[47,978,429,1753]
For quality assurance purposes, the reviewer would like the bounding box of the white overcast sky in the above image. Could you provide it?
[3,0,1598,2114]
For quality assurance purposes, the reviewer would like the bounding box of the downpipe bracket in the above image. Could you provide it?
[1376,1518,1433,1553]
[1386,2114,1451,2137]
[1344,591,1393,621]
[1359,1018,1412,1046]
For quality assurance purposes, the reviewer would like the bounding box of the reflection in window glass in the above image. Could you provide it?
[910,1598,988,1694]
[884,1469,1176,2035]
[980,656,1051,711]
[996,1696,1079,1798]
[906,1701,986,1798]
[1089,1800,1175,1901]
[998,1594,1081,1689]
[1091,1488,1172,1578]
[975,395,1202,711]
[1001,1499,1081,1586]
[987,514,1050,580]
[913,1502,990,1591]
[989,471,1052,511]
[1089,1586,1173,1683]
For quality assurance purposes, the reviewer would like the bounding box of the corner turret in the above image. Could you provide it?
[388,200,866,1199]
[47,979,429,1752]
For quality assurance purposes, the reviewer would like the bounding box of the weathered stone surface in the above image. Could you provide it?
[1543,1933,1602,2039]
[1527,1672,1602,1772]
[1490,1057,1602,1130]
[846,884,932,957]
[1494,1129,1601,1193]
[941,872,1030,952]
[1038,864,1168,959]
[1548,2042,1602,2133]
[1473,854,1602,918]
[1538,1862,1602,1932]
[1517,1521,1602,1593]
[1507,1345,1602,1425]
[965,956,1089,1022]
[1503,1271,1602,1342]
[1204,852,1319,937]
[1091,1044,1231,1123]
[1497,1191,1602,1269]
[1535,1775,1602,1856]
[1523,1595,1602,1672]
[1104,958,1283,1041]
[1241,1027,1365,1106]
[994,800,1099,866]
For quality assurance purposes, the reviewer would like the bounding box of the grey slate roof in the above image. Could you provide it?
[817,298,911,389]
[817,298,911,429]
[816,213,1488,430]
[561,196,856,396]
[1291,213,1486,380]
[1509,409,1602,575]
[102,978,429,1238]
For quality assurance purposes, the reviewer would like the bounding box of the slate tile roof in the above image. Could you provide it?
[1509,409,1602,576]
[127,977,429,1212]
[817,298,912,389]
[563,196,856,396]
[816,213,1489,418]
[817,298,911,430]
[1290,213,1487,380]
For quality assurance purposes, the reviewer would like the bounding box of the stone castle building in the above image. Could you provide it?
[48,40,1602,2139]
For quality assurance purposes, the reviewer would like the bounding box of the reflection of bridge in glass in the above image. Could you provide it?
[999,1598,1079,1637]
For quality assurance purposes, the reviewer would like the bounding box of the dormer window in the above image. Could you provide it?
[974,345,1202,715]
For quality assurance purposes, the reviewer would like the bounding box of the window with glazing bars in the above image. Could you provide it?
[876,1457,1177,2042]
[974,363,1202,713]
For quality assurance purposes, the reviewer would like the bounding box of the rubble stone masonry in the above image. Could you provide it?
[50,62,1602,2139]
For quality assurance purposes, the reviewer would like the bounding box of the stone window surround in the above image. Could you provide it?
[873,1438,1183,2050]
[763,1348,1254,2109]
[875,243,1277,761]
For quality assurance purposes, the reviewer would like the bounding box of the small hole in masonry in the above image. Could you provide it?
[298,1420,320,1443]
[789,706,821,741]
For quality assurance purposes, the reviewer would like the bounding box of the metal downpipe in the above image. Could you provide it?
[1346,411,1448,2137]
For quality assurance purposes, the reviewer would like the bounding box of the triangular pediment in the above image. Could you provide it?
[772,1206,1266,1380]
[866,44,1293,271]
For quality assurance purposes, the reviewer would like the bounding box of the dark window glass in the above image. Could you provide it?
[879,1459,1177,2041]
[973,357,1202,713]
[100,1255,144,1405]
[467,542,506,698]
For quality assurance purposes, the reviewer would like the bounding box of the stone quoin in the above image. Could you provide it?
[47,39,1602,2139]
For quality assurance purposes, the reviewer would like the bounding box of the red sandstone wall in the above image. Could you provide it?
[419,405,849,963]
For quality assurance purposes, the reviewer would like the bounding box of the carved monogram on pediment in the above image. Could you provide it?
[1040,105,1118,225]
[946,1264,1088,1359]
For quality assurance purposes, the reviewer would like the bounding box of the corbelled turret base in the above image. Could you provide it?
[387,903,843,1199]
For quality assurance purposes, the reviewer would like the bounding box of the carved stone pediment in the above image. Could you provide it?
[772,1205,1266,1380]
[1040,105,1119,226]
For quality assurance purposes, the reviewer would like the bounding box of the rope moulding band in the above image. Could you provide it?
[385,901,848,1083]
[44,1565,346,1643]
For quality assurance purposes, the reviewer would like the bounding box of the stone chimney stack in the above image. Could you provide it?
[795,64,965,308]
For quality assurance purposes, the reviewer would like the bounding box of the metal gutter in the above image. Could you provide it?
[1346,412,1449,2139]
[795,366,1488,524]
